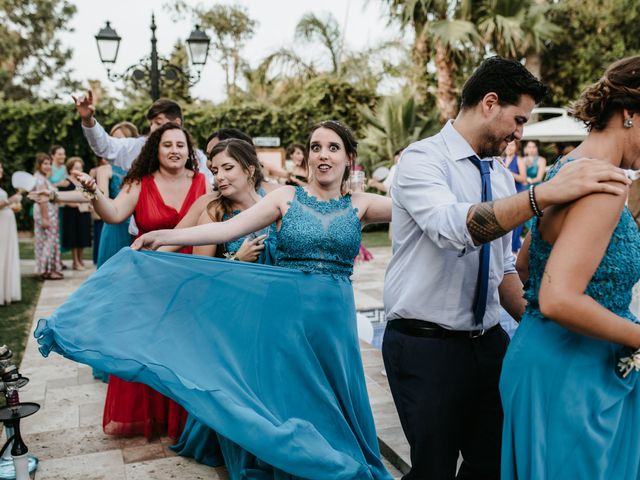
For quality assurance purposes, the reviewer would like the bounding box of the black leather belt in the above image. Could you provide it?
[387,318,499,339]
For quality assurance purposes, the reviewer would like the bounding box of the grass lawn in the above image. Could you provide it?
[0,275,43,367]
[19,239,93,262]
[362,230,391,248]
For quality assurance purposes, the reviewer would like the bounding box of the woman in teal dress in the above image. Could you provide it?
[35,120,393,479]
[171,138,278,466]
[500,56,640,479]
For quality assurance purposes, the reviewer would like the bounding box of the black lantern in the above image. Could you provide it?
[94,21,121,65]
[186,25,211,66]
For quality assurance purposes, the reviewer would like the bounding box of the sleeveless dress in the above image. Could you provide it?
[505,155,524,252]
[171,186,278,465]
[58,180,92,249]
[500,159,640,479]
[35,186,391,479]
[96,165,131,268]
[102,172,206,440]
[0,188,20,305]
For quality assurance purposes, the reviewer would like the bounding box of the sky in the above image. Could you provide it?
[60,0,404,103]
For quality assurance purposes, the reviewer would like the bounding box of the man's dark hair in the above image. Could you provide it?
[206,128,254,147]
[460,56,548,110]
[146,98,183,122]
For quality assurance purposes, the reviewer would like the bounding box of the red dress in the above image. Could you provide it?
[103,172,207,440]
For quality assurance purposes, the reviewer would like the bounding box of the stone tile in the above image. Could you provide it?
[79,401,104,428]
[21,400,79,435]
[45,382,107,406]
[124,456,228,479]
[23,425,121,460]
[35,449,125,480]
[122,443,165,464]
[46,376,79,389]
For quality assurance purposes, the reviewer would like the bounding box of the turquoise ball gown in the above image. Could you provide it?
[500,159,640,479]
[35,186,391,479]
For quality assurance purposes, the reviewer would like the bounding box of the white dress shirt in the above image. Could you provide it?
[384,121,517,330]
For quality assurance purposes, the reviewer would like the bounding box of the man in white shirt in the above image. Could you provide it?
[73,91,213,184]
[383,56,631,479]
[73,92,213,235]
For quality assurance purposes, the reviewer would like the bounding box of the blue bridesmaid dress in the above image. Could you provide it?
[96,165,131,268]
[500,159,640,479]
[171,192,278,467]
[93,165,132,382]
[35,186,391,480]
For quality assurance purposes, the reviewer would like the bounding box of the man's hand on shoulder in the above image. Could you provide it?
[535,157,630,209]
[71,90,96,128]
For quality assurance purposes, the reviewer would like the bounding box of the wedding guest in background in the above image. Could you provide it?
[0,160,22,305]
[502,140,526,253]
[285,143,308,186]
[59,157,92,270]
[32,153,63,280]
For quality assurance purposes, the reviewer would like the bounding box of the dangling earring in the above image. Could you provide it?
[624,118,634,129]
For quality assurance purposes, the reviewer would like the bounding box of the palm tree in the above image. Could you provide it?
[381,0,479,123]
[359,90,438,173]
[295,13,344,75]
[475,0,560,79]
[248,12,407,103]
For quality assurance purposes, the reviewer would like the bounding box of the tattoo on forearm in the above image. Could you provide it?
[543,269,552,284]
[467,201,508,244]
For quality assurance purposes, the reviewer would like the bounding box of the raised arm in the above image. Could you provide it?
[73,91,141,170]
[539,184,640,348]
[466,158,631,246]
[132,186,290,250]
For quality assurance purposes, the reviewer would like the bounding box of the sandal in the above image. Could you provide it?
[48,272,64,280]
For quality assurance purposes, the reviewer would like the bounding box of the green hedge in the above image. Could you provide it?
[0,76,377,230]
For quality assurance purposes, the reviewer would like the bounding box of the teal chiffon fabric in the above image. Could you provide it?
[93,165,131,382]
[35,250,389,479]
[500,159,640,479]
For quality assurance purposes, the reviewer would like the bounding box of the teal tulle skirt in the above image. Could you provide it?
[35,248,391,480]
[96,220,131,268]
[500,312,640,479]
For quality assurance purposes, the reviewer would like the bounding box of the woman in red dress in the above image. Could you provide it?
[75,122,211,439]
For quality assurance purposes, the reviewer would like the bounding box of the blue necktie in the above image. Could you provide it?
[468,156,492,326]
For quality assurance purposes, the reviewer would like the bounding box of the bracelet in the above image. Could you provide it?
[76,185,97,201]
[618,348,640,378]
[528,185,543,217]
[48,190,58,203]
[223,252,238,261]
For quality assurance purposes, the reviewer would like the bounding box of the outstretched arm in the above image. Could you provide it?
[132,187,289,250]
[353,192,392,225]
[539,183,640,348]
[466,158,630,245]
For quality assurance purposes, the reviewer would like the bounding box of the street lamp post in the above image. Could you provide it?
[94,14,211,101]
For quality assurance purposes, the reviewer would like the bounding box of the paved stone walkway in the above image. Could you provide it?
[13,248,406,479]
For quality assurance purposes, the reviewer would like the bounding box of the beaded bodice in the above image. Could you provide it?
[525,158,640,321]
[109,165,127,199]
[276,187,361,278]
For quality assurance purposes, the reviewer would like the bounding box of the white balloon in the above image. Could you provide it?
[356,313,374,345]
[11,171,36,192]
